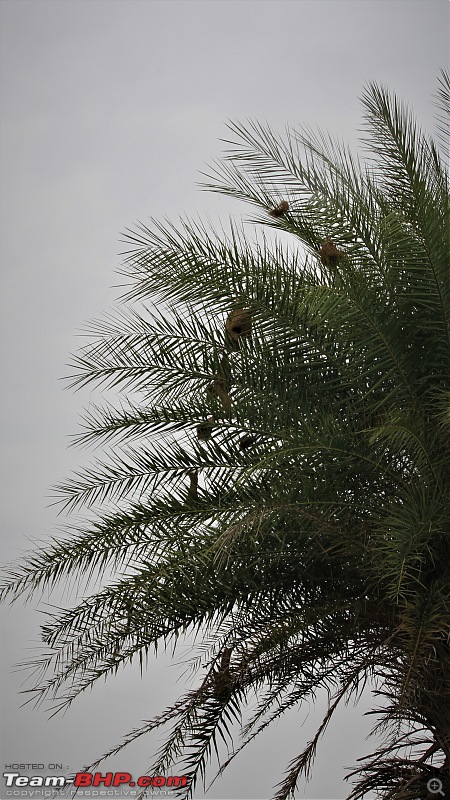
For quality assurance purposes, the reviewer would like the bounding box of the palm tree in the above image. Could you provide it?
[1,73,449,800]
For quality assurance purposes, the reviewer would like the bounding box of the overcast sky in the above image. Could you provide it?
[0,1,448,798]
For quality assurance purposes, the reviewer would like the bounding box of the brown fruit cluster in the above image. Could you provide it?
[269,200,289,218]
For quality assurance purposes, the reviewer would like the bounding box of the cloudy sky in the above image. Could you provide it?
[0,1,448,798]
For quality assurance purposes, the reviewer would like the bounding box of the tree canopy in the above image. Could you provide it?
[1,72,449,799]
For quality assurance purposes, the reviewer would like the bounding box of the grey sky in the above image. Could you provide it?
[0,1,448,798]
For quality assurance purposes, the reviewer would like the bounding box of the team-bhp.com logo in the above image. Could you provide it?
[3,772,187,789]
[75,774,187,789]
